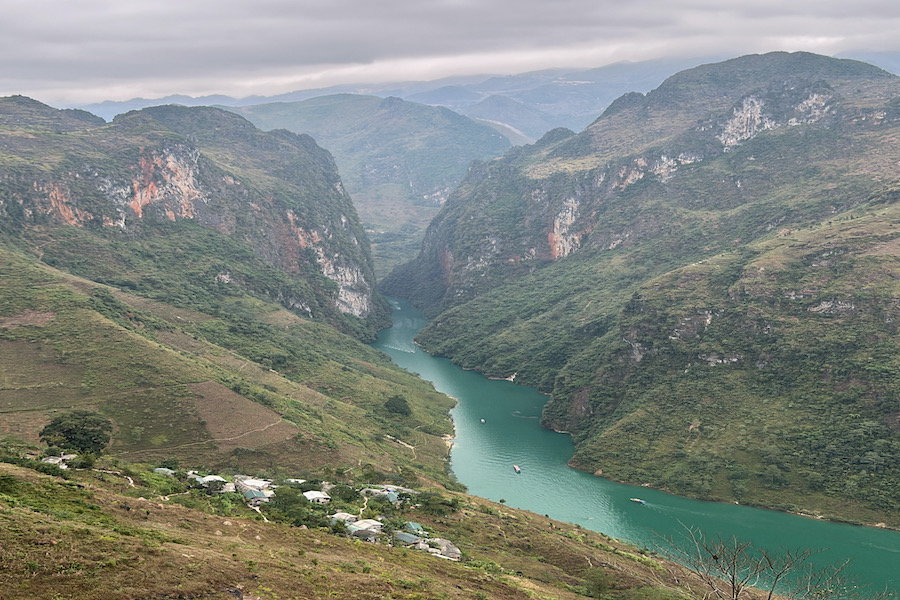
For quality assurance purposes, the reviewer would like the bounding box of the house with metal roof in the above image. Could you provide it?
[346,523,380,541]
[303,490,331,504]
[393,531,423,546]
[242,489,268,506]
[353,518,383,531]
[329,512,358,523]
[404,521,425,533]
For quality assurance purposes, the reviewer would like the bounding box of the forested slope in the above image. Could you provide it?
[382,52,900,521]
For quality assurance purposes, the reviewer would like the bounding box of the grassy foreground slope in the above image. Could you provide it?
[0,460,709,600]
[382,52,900,523]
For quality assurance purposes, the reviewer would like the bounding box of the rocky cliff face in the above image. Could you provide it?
[0,98,383,330]
[384,53,895,315]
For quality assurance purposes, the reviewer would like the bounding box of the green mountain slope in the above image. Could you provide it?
[382,52,900,522]
[0,225,456,486]
[226,94,511,277]
[0,97,459,483]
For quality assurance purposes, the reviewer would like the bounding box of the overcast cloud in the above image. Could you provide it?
[4,0,900,105]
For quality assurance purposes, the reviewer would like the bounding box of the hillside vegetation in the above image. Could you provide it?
[382,52,900,524]
[0,244,457,485]
[0,96,460,483]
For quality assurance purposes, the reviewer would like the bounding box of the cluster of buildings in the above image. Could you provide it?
[150,469,461,560]
[329,514,461,560]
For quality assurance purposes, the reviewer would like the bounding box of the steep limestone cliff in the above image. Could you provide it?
[0,98,385,333]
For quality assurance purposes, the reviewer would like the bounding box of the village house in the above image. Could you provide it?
[360,484,410,505]
[352,518,383,531]
[303,490,331,504]
[242,489,268,506]
[329,512,358,524]
[41,453,78,469]
[346,523,380,541]
[392,525,461,561]
[393,531,423,546]
[404,521,426,535]
[429,538,462,561]
[345,518,382,542]
[234,476,272,493]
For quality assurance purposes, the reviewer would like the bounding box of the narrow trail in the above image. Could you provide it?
[157,491,191,501]
[93,468,135,487]
[383,434,417,459]
[111,418,288,457]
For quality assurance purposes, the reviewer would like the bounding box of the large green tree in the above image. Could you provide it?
[40,410,113,454]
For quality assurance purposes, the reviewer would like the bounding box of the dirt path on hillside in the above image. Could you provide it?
[111,418,289,457]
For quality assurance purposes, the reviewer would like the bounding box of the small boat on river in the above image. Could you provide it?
[630,497,646,505]
[513,465,521,474]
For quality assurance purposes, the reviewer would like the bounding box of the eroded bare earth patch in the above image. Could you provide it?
[189,381,298,451]
[0,310,55,328]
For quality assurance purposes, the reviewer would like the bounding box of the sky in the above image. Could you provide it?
[4,0,900,106]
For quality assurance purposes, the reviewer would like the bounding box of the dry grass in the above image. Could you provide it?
[0,462,704,600]
[189,381,299,452]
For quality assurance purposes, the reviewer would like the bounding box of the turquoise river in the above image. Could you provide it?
[373,298,900,591]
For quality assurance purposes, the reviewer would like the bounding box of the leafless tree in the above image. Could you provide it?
[658,524,894,600]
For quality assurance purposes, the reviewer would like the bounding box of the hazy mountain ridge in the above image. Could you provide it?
[382,52,900,520]
[224,94,511,276]
[72,58,715,135]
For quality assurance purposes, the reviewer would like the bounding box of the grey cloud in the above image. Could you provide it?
[2,0,900,104]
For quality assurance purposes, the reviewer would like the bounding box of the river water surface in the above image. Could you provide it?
[372,298,900,591]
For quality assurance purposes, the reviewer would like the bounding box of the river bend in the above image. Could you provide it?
[373,298,900,591]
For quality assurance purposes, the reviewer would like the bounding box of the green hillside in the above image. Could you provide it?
[0,97,387,335]
[0,240,458,485]
[382,52,900,523]
[227,95,511,277]
[0,96,458,483]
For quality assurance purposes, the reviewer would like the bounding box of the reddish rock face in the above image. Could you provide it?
[0,100,380,322]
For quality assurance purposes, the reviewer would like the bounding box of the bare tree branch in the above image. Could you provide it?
[656,523,895,600]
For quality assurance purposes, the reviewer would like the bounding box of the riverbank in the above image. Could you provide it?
[373,297,900,591]
[581,464,900,533]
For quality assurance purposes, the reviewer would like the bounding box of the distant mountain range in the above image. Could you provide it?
[73,57,717,135]
[72,55,900,280]
[72,53,900,137]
